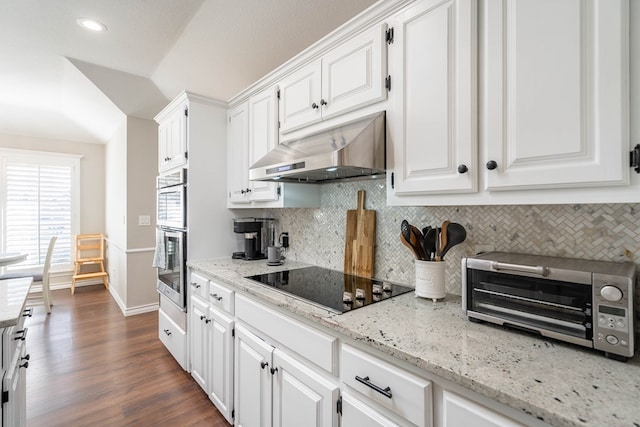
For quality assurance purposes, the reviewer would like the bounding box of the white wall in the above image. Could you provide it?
[105,120,128,306]
[125,116,158,310]
[105,116,159,314]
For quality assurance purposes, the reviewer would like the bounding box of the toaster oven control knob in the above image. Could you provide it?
[606,335,619,345]
[600,285,623,302]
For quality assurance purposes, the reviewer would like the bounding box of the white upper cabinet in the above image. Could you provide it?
[483,0,629,191]
[227,101,250,204]
[157,101,188,173]
[278,61,322,133]
[389,0,477,195]
[227,90,321,208]
[248,86,280,202]
[279,24,388,134]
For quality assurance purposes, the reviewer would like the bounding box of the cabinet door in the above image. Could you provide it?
[484,0,629,191]
[228,102,250,204]
[208,306,235,424]
[189,295,209,391]
[341,391,400,427]
[158,120,170,172]
[278,61,322,134]
[442,391,524,427]
[249,87,280,202]
[272,349,339,427]
[321,24,388,121]
[159,105,188,172]
[390,0,477,195]
[235,324,274,427]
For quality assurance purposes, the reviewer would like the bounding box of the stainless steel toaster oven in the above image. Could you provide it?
[462,252,636,361]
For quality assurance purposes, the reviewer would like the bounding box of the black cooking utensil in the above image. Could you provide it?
[409,224,428,261]
[401,220,427,260]
[440,223,467,259]
[423,227,438,261]
[421,226,432,260]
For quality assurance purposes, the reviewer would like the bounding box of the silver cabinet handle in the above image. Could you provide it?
[190,282,201,289]
[210,293,223,301]
[491,261,548,277]
[163,329,172,336]
[355,375,392,398]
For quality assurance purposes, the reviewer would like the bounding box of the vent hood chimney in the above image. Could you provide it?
[249,111,385,183]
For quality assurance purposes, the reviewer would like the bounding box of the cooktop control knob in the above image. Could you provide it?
[600,285,623,302]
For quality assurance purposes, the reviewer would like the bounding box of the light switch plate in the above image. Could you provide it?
[138,215,151,226]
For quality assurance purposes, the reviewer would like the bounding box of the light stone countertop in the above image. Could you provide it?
[0,277,33,328]
[188,257,640,427]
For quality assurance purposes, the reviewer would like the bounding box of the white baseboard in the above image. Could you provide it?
[108,285,159,317]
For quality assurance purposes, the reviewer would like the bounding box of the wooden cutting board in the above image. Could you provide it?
[344,190,376,277]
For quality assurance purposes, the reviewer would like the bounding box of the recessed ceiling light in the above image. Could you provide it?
[77,18,108,32]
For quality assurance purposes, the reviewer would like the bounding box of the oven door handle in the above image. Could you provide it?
[491,261,548,277]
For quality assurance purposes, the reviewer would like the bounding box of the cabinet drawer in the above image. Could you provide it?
[442,391,524,427]
[189,271,209,300]
[159,308,187,370]
[235,293,337,374]
[208,280,234,314]
[342,344,432,427]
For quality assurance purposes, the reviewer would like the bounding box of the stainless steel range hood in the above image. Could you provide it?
[249,111,385,183]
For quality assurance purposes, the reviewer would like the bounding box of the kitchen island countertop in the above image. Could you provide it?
[0,277,33,328]
[188,257,640,427]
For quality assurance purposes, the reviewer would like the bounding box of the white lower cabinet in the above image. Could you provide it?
[234,294,340,427]
[2,309,30,427]
[189,295,209,390]
[273,349,339,427]
[442,391,525,427]
[188,272,235,424]
[207,305,234,422]
[234,324,273,427]
[234,324,340,427]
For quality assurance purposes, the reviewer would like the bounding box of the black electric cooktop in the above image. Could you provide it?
[245,266,413,314]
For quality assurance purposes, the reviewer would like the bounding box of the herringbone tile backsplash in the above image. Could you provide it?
[267,179,640,296]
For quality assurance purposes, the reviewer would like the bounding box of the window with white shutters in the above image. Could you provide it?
[1,149,81,271]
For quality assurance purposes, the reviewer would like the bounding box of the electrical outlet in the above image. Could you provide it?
[474,244,494,255]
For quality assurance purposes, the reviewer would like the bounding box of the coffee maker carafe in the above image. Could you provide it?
[232,218,274,260]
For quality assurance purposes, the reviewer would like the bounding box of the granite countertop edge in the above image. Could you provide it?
[0,277,33,328]
[188,258,640,427]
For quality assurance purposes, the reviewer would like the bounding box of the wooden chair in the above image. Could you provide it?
[72,234,109,294]
[0,236,57,313]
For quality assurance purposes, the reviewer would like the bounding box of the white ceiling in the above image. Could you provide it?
[0,0,377,144]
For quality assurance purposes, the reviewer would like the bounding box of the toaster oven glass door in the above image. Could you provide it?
[467,270,592,340]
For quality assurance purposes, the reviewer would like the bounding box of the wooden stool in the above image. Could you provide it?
[72,234,109,294]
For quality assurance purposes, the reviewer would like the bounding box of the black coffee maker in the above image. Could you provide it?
[232,218,274,260]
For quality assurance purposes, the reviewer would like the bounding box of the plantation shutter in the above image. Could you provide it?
[4,160,73,267]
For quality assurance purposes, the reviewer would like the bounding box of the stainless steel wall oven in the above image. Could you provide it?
[155,169,187,311]
[157,168,187,229]
[156,228,186,310]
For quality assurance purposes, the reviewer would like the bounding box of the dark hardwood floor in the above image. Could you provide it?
[25,285,230,426]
